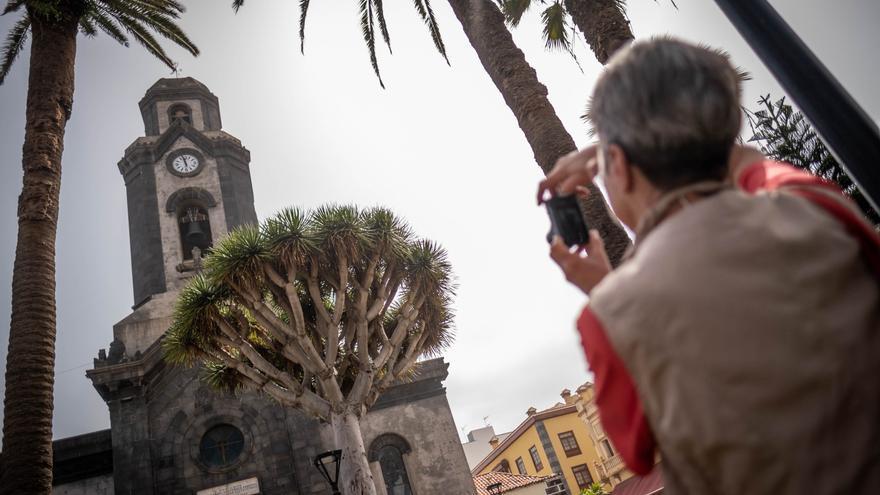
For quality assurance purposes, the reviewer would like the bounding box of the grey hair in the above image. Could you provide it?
[587,37,742,190]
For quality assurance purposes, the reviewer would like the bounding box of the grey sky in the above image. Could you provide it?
[0,0,878,442]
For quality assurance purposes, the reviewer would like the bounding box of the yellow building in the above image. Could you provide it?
[571,382,636,489]
[473,389,606,495]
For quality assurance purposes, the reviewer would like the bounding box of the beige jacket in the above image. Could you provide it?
[581,162,880,494]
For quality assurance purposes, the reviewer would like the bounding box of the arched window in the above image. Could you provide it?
[169,103,192,125]
[368,434,414,495]
[178,205,212,260]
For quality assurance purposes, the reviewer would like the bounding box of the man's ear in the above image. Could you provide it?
[606,143,636,193]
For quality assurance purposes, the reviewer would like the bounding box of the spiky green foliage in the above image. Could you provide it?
[231,0,448,88]
[164,204,456,420]
[580,482,608,495]
[747,94,879,226]
[0,0,198,85]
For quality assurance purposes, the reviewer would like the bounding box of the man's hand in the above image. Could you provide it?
[537,145,599,204]
[549,230,612,295]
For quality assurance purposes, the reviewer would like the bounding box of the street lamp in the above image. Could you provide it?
[314,450,343,495]
[487,482,503,495]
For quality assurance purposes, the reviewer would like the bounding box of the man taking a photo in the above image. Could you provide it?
[539,38,880,494]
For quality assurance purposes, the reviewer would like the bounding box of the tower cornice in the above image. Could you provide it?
[118,122,250,179]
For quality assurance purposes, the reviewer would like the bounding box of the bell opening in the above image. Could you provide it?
[178,206,213,260]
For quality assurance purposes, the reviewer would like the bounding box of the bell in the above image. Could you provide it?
[184,220,207,246]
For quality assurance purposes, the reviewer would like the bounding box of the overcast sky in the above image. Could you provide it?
[0,0,878,442]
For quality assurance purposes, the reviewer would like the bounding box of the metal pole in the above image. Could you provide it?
[713,0,880,213]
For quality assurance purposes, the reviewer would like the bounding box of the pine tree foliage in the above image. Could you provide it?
[164,205,455,421]
[747,95,879,226]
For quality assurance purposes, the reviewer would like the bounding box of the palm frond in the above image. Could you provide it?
[94,0,198,62]
[541,2,572,52]
[0,16,29,86]
[298,0,310,54]
[2,0,25,15]
[501,0,533,27]
[114,14,175,68]
[373,0,392,53]
[231,0,245,13]
[89,10,130,46]
[123,5,198,55]
[412,0,448,64]
[359,0,384,88]
[79,17,98,37]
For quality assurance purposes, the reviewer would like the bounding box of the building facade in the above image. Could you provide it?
[51,77,474,495]
[570,383,634,489]
[472,398,603,495]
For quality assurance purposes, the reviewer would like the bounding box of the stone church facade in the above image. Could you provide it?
[51,78,475,495]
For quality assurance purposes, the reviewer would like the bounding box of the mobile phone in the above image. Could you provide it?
[544,195,590,247]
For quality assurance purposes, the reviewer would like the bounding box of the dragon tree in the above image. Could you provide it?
[164,205,454,495]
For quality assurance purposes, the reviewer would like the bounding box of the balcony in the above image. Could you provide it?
[602,454,625,477]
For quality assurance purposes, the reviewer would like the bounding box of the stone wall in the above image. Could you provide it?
[110,291,176,355]
[52,474,114,495]
[359,393,476,495]
[121,144,166,306]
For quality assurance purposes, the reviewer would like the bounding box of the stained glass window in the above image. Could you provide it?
[199,424,245,468]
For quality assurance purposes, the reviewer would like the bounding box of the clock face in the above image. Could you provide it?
[172,154,200,174]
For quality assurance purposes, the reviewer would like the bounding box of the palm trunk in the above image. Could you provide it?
[564,0,634,64]
[332,410,378,495]
[0,11,78,494]
[446,0,630,264]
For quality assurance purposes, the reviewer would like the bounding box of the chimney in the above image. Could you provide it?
[561,388,574,404]
[526,406,537,417]
[489,436,500,450]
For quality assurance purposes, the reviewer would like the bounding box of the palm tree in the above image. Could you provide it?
[501,0,637,65]
[0,2,197,492]
[164,205,454,495]
[747,94,879,226]
[233,0,632,264]
[445,0,631,263]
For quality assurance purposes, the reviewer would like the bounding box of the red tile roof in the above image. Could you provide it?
[473,472,552,495]
[611,466,664,495]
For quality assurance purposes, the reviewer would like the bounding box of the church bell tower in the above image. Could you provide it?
[82,77,471,495]
[121,77,257,309]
